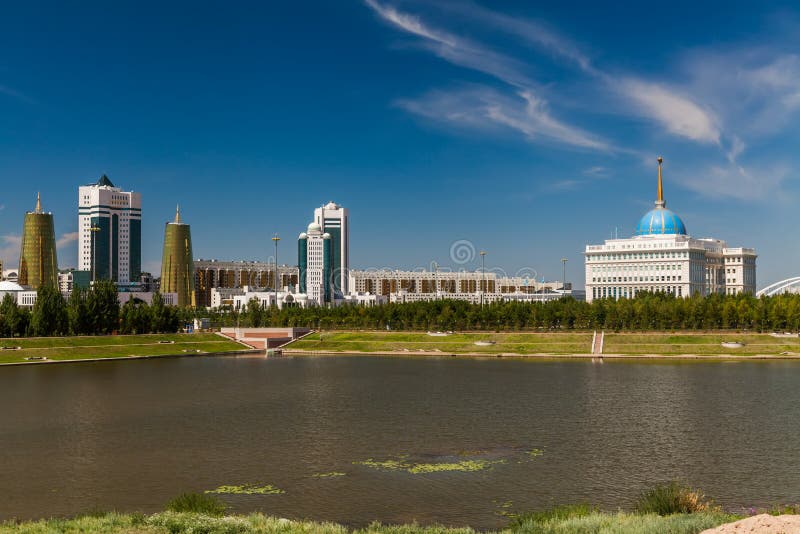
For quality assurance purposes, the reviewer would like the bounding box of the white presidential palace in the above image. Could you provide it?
[584,158,756,303]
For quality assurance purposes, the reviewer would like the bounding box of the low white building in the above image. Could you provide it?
[584,158,756,302]
[232,288,311,311]
[0,281,38,307]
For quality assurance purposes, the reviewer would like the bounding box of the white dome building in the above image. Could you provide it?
[584,157,757,302]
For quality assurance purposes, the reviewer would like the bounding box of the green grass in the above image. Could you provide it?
[285,330,800,357]
[604,333,800,355]
[511,510,740,533]
[0,333,246,364]
[633,482,712,515]
[0,510,743,533]
[287,332,593,355]
[165,492,227,516]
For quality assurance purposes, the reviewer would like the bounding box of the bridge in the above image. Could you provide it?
[756,277,800,297]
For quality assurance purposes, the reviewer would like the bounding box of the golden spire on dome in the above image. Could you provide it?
[175,204,182,223]
[656,156,665,208]
[35,192,42,214]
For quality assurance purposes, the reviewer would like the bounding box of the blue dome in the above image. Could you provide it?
[635,207,687,236]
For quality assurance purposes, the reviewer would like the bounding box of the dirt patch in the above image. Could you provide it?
[701,514,800,533]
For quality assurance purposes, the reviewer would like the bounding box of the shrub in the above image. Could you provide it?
[634,482,713,515]
[509,504,595,528]
[165,492,226,516]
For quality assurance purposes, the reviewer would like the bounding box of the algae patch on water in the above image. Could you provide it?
[354,457,504,474]
[205,484,285,495]
[311,472,347,478]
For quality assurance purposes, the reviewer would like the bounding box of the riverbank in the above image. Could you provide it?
[283,331,800,359]
[0,333,253,365]
[0,510,748,533]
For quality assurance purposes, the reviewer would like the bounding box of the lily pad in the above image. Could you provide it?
[311,472,347,478]
[354,457,504,474]
[205,483,285,495]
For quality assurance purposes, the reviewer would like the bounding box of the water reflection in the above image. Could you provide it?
[1,356,800,529]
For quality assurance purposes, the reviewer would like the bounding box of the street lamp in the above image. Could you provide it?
[89,225,101,283]
[272,234,281,308]
[480,250,486,307]
[432,261,439,300]
[561,258,568,293]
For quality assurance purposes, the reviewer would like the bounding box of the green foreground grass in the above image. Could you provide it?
[0,510,743,534]
[0,333,246,364]
[285,331,800,357]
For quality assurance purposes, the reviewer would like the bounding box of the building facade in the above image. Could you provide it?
[160,206,195,307]
[78,175,142,283]
[194,259,298,308]
[584,158,757,302]
[313,202,349,296]
[349,270,581,303]
[298,222,333,305]
[18,193,59,289]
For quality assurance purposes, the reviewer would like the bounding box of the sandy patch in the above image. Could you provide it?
[701,514,800,533]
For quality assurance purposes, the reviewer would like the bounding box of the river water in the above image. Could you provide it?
[1,355,799,529]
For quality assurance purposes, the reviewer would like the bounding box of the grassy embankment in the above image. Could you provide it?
[0,510,742,534]
[285,331,800,357]
[0,333,248,365]
[0,484,771,532]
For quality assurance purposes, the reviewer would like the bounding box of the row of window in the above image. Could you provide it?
[592,275,683,283]
[593,286,684,299]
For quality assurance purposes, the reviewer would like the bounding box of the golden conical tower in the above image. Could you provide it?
[160,205,195,307]
[19,192,59,289]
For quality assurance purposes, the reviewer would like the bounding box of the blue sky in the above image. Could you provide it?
[0,1,798,288]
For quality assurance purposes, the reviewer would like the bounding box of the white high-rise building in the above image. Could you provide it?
[584,158,756,302]
[313,201,349,295]
[78,175,142,284]
[298,222,332,305]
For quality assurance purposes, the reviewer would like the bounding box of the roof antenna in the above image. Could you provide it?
[175,204,182,223]
[655,156,665,208]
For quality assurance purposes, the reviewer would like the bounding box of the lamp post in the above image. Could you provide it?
[561,258,568,294]
[272,234,281,308]
[480,250,486,307]
[89,225,101,283]
[432,261,439,300]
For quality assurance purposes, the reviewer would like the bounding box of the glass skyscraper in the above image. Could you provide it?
[78,175,142,283]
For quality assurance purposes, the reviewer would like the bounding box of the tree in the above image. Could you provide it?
[1,293,27,337]
[86,280,120,334]
[120,299,152,334]
[30,284,68,336]
[67,287,90,335]
[246,298,264,328]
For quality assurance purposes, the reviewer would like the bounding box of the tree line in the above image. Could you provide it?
[5,288,800,338]
[0,281,185,338]
[196,291,800,332]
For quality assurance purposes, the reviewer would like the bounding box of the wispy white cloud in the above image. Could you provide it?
[366,0,614,152]
[583,166,611,178]
[682,50,800,138]
[615,78,721,144]
[676,161,789,201]
[366,1,800,203]
[0,84,34,104]
[365,0,536,89]
[397,86,611,151]
[726,135,746,163]
[436,0,595,73]
[56,232,79,249]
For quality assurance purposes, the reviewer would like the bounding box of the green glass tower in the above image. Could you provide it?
[160,206,195,307]
[18,193,58,289]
